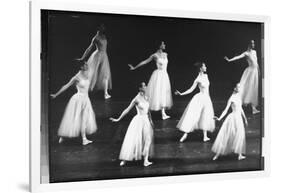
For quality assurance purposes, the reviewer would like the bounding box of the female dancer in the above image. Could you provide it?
[50,62,97,145]
[175,62,215,142]
[110,82,154,167]
[224,40,260,114]
[128,41,173,120]
[77,24,112,99]
[212,83,247,160]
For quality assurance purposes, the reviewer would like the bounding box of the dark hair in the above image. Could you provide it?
[138,82,146,91]
[98,24,106,33]
[194,61,204,72]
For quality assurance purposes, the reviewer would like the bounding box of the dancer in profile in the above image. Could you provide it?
[50,62,97,145]
[224,40,260,114]
[212,83,247,161]
[77,24,112,99]
[175,62,215,142]
[110,82,154,167]
[128,41,173,120]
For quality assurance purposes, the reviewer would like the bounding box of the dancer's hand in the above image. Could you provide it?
[174,90,181,96]
[213,116,219,121]
[110,117,119,122]
[75,58,84,62]
[224,56,230,62]
[128,64,135,71]
[50,94,57,99]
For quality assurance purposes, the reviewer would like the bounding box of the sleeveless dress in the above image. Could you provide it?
[58,73,97,137]
[146,53,173,111]
[212,93,246,155]
[239,50,259,107]
[177,74,215,133]
[86,35,112,91]
[119,95,154,161]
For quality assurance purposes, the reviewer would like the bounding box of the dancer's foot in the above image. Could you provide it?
[104,93,111,99]
[180,133,188,143]
[252,108,260,114]
[213,155,219,161]
[144,160,153,167]
[203,136,210,142]
[82,139,93,146]
[120,161,126,166]
[238,155,246,160]
[162,114,170,120]
[58,137,64,144]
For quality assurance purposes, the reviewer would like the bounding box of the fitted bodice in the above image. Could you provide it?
[155,54,168,70]
[230,93,242,113]
[197,74,210,94]
[94,36,107,52]
[76,74,90,94]
[245,50,258,68]
[135,96,150,116]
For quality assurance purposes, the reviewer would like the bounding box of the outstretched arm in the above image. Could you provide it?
[128,54,155,70]
[77,35,97,61]
[175,79,198,96]
[110,97,137,122]
[50,75,78,98]
[217,99,232,121]
[224,52,246,62]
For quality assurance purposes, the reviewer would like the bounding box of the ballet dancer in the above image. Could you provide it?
[128,41,173,120]
[110,82,154,167]
[224,40,260,114]
[212,83,247,161]
[77,24,112,99]
[50,62,97,145]
[175,62,215,142]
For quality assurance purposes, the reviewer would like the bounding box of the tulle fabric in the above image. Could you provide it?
[119,115,154,161]
[146,69,173,111]
[212,112,246,155]
[239,66,259,107]
[58,93,97,137]
[177,92,215,133]
[87,50,112,91]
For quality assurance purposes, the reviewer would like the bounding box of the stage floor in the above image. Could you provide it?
[48,98,263,183]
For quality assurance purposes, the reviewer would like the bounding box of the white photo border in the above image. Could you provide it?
[30,0,271,192]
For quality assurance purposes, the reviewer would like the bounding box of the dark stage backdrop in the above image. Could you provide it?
[42,10,262,101]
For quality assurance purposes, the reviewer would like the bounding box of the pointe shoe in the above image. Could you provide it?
[144,161,153,167]
[238,155,246,160]
[203,137,210,142]
[82,139,93,146]
[104,94,111,99]
[58,137,64,144]
[213,155,219,161]
[180,134,188,143]
[120,161,126,166]
[252,108,260,114]
[162,114,170,120]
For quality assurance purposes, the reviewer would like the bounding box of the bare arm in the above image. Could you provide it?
[77,35,97,61]
[110,97,137,122]
[241,108,248,126]
[217,99,232,121]
[50,75,78,98]
[224,52,246,62]
[175,79,198,96]
[128,54,155,70]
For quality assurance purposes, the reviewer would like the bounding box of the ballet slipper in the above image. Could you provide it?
[180,134,188,142]
[104,94,111,99]
[162,114,170,120]
[82,139,93,146]
[213,155,219,161]
[238,155,246,160]
[203,136,210,142]
[252,108,260,114]
[144,161,153,167]
[120,161,126,166]
[58,137,64,144]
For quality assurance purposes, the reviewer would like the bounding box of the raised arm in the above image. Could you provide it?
[77,35,97,61]
[175,78,198,96]
[224,52,246,62]
[110,97,137,122]
[50,74,78,99]
[128,54,155,71]
[217,98,232,121]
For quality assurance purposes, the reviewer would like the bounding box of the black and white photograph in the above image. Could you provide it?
[38,9,265,184]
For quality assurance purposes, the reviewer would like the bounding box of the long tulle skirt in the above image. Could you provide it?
[212,112,246,155]
[146,69,173,111]
[239,66,259,107]
[177,92,215,133]
[87,50,112,91]
[119,115,154,161]
[58,93,97,138]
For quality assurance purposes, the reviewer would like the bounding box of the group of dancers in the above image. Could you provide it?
[51,24,260,167]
